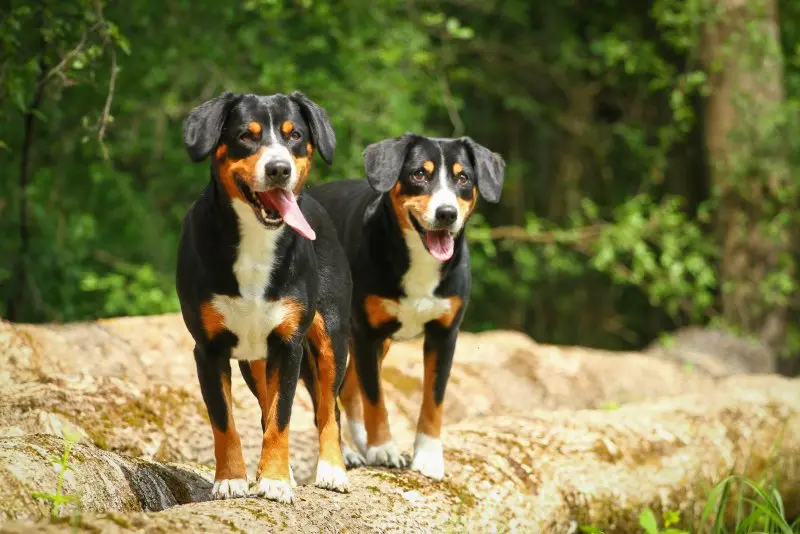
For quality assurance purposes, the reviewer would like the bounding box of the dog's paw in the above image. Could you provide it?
[366,441,406,469]
[314,460,349,493]
[347,420,368,455]
[211,478,249,500]
[254,478,294,504]
[342,443,366,468]
[411,434,444,481]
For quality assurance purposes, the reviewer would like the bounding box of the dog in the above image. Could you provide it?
[176,91,352,503]
[307,133,505,480]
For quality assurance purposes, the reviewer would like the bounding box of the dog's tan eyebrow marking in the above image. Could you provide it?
[280,120,294,136]
[423,160,435,173]
[452,162,464,175]
[247,122,262,136]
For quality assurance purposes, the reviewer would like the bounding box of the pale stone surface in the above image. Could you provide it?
[1,315,798,532]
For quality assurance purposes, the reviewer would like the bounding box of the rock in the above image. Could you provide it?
[2,317,713,482]
[1,315,798,532]
[0,377,797,533]
[646,326,777,376]
[0,434,212,522]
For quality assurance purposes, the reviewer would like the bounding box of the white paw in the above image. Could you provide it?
[211,478,249,500]
[411,433,444,480]
[342,443,366,468]
[314,460,349,493]
[254,478,294,504]
[366,441,406,468]
[348,420,367,455]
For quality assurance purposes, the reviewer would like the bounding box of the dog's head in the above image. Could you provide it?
[363,134,505,261]
[183,91,335,240]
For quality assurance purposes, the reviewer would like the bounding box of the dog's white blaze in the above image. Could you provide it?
[425,186,458,226]
[208,199,287,361]
[381,229,453,341]
[251,108,299,192]
[267,108,278,144]
[253,143,298,193]
[424,149,455,225]
[422,146,465,232]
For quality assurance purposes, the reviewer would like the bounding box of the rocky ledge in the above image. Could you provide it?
[1,315,797,532]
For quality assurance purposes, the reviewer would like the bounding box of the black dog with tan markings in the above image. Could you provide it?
[176,91,351,503]
[307,133,505,480]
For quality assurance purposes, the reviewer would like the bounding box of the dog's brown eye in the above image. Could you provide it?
[457,172,469,185]
[412,169,427,182]
[290,130,302,141]
[239,131,260,143]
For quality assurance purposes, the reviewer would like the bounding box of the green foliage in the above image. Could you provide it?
[31,427,83,523]
[1,0,799,366]
[1,0,437,322]
[580,474,798,533]
[639,507,690,534]
[700,475,800,534]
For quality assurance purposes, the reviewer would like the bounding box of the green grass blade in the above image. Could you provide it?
[736,508,762,533]
[708,476,734,534]
[770,488,785,518]
[742,499,792,534]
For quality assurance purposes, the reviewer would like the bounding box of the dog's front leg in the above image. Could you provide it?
[194,344,249,499]
[253,335,302,503]
[352,335,406,469]
[412,322,458,480]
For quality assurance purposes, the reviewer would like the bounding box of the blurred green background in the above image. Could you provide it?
[1,0,799,369]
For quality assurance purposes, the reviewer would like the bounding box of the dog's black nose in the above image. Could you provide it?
[265,161,291,184]
[434,205,458,226]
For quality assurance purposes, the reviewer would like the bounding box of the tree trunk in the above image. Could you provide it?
[702,0,792,362]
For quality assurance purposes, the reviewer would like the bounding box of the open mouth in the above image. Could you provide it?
[410,214,455,261]
[235,178,316,240]
[237,178,284,228]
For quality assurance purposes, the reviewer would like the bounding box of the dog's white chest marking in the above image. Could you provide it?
[210,199,288,361]
[381,230,452,341]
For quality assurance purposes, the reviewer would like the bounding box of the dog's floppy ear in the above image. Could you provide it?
[183,91,238,163]
[363,134,415,193]
[290,91,336,165]
[462,137,506,203]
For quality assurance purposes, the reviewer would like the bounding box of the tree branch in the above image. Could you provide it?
[440,74,465,137]
[477,223,605,244]
[96,47,117,159]
[93,0,117,160]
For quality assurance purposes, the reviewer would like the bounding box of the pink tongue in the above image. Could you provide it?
[426,230,454,261]
[258,190,316,240]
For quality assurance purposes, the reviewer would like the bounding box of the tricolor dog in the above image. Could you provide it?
[176,91,351,503]
[307,134,505,480]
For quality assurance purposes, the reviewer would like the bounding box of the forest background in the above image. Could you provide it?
[2,0,798,373]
